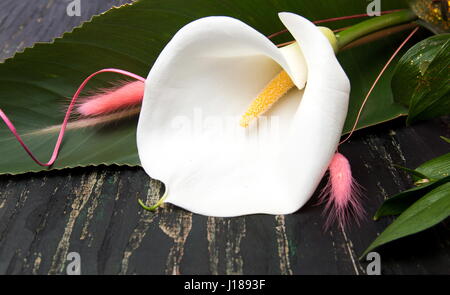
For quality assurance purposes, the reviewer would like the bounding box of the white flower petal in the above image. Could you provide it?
[137,13,350,217]
[277,12,351,210]
[279,42,308,89]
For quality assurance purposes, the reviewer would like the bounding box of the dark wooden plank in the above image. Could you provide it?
[0,0,449,275]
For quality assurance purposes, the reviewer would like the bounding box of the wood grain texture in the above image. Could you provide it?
[0,0,449,275]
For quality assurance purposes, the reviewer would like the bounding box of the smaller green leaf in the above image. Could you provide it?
[361,182,450,259]
[416,152,450,180]
[440,136,450,144]
[391,34,450,124]
[374,175,450,219]
[393,164,429,181]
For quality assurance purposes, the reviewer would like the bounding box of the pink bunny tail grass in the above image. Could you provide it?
[319,153,365,231]
[77,80,145,116]
[0,68,145,167]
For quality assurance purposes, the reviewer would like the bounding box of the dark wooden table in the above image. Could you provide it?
[0,0,449,275]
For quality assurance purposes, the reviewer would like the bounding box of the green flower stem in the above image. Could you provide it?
[335,9,418,50]
[138,193,168,211]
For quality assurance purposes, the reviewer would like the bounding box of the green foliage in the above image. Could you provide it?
[364,146,450,258]
[392,34,450,124]
[362,182,450,258]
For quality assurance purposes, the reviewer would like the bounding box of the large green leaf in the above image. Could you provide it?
[391,34,450,124]
[361,182,450,258]
[0,0,412,175]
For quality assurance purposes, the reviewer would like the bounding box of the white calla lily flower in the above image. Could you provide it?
[136,12,350,217]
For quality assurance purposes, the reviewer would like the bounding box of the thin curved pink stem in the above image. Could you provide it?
[0,68,146,167]
[267,9,403,39]
[339,26,419,145]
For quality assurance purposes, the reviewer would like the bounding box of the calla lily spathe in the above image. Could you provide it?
[136,12,350,217]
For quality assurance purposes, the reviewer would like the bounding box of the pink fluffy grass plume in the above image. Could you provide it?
[319,152,365,230]
[77,81,145,116]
